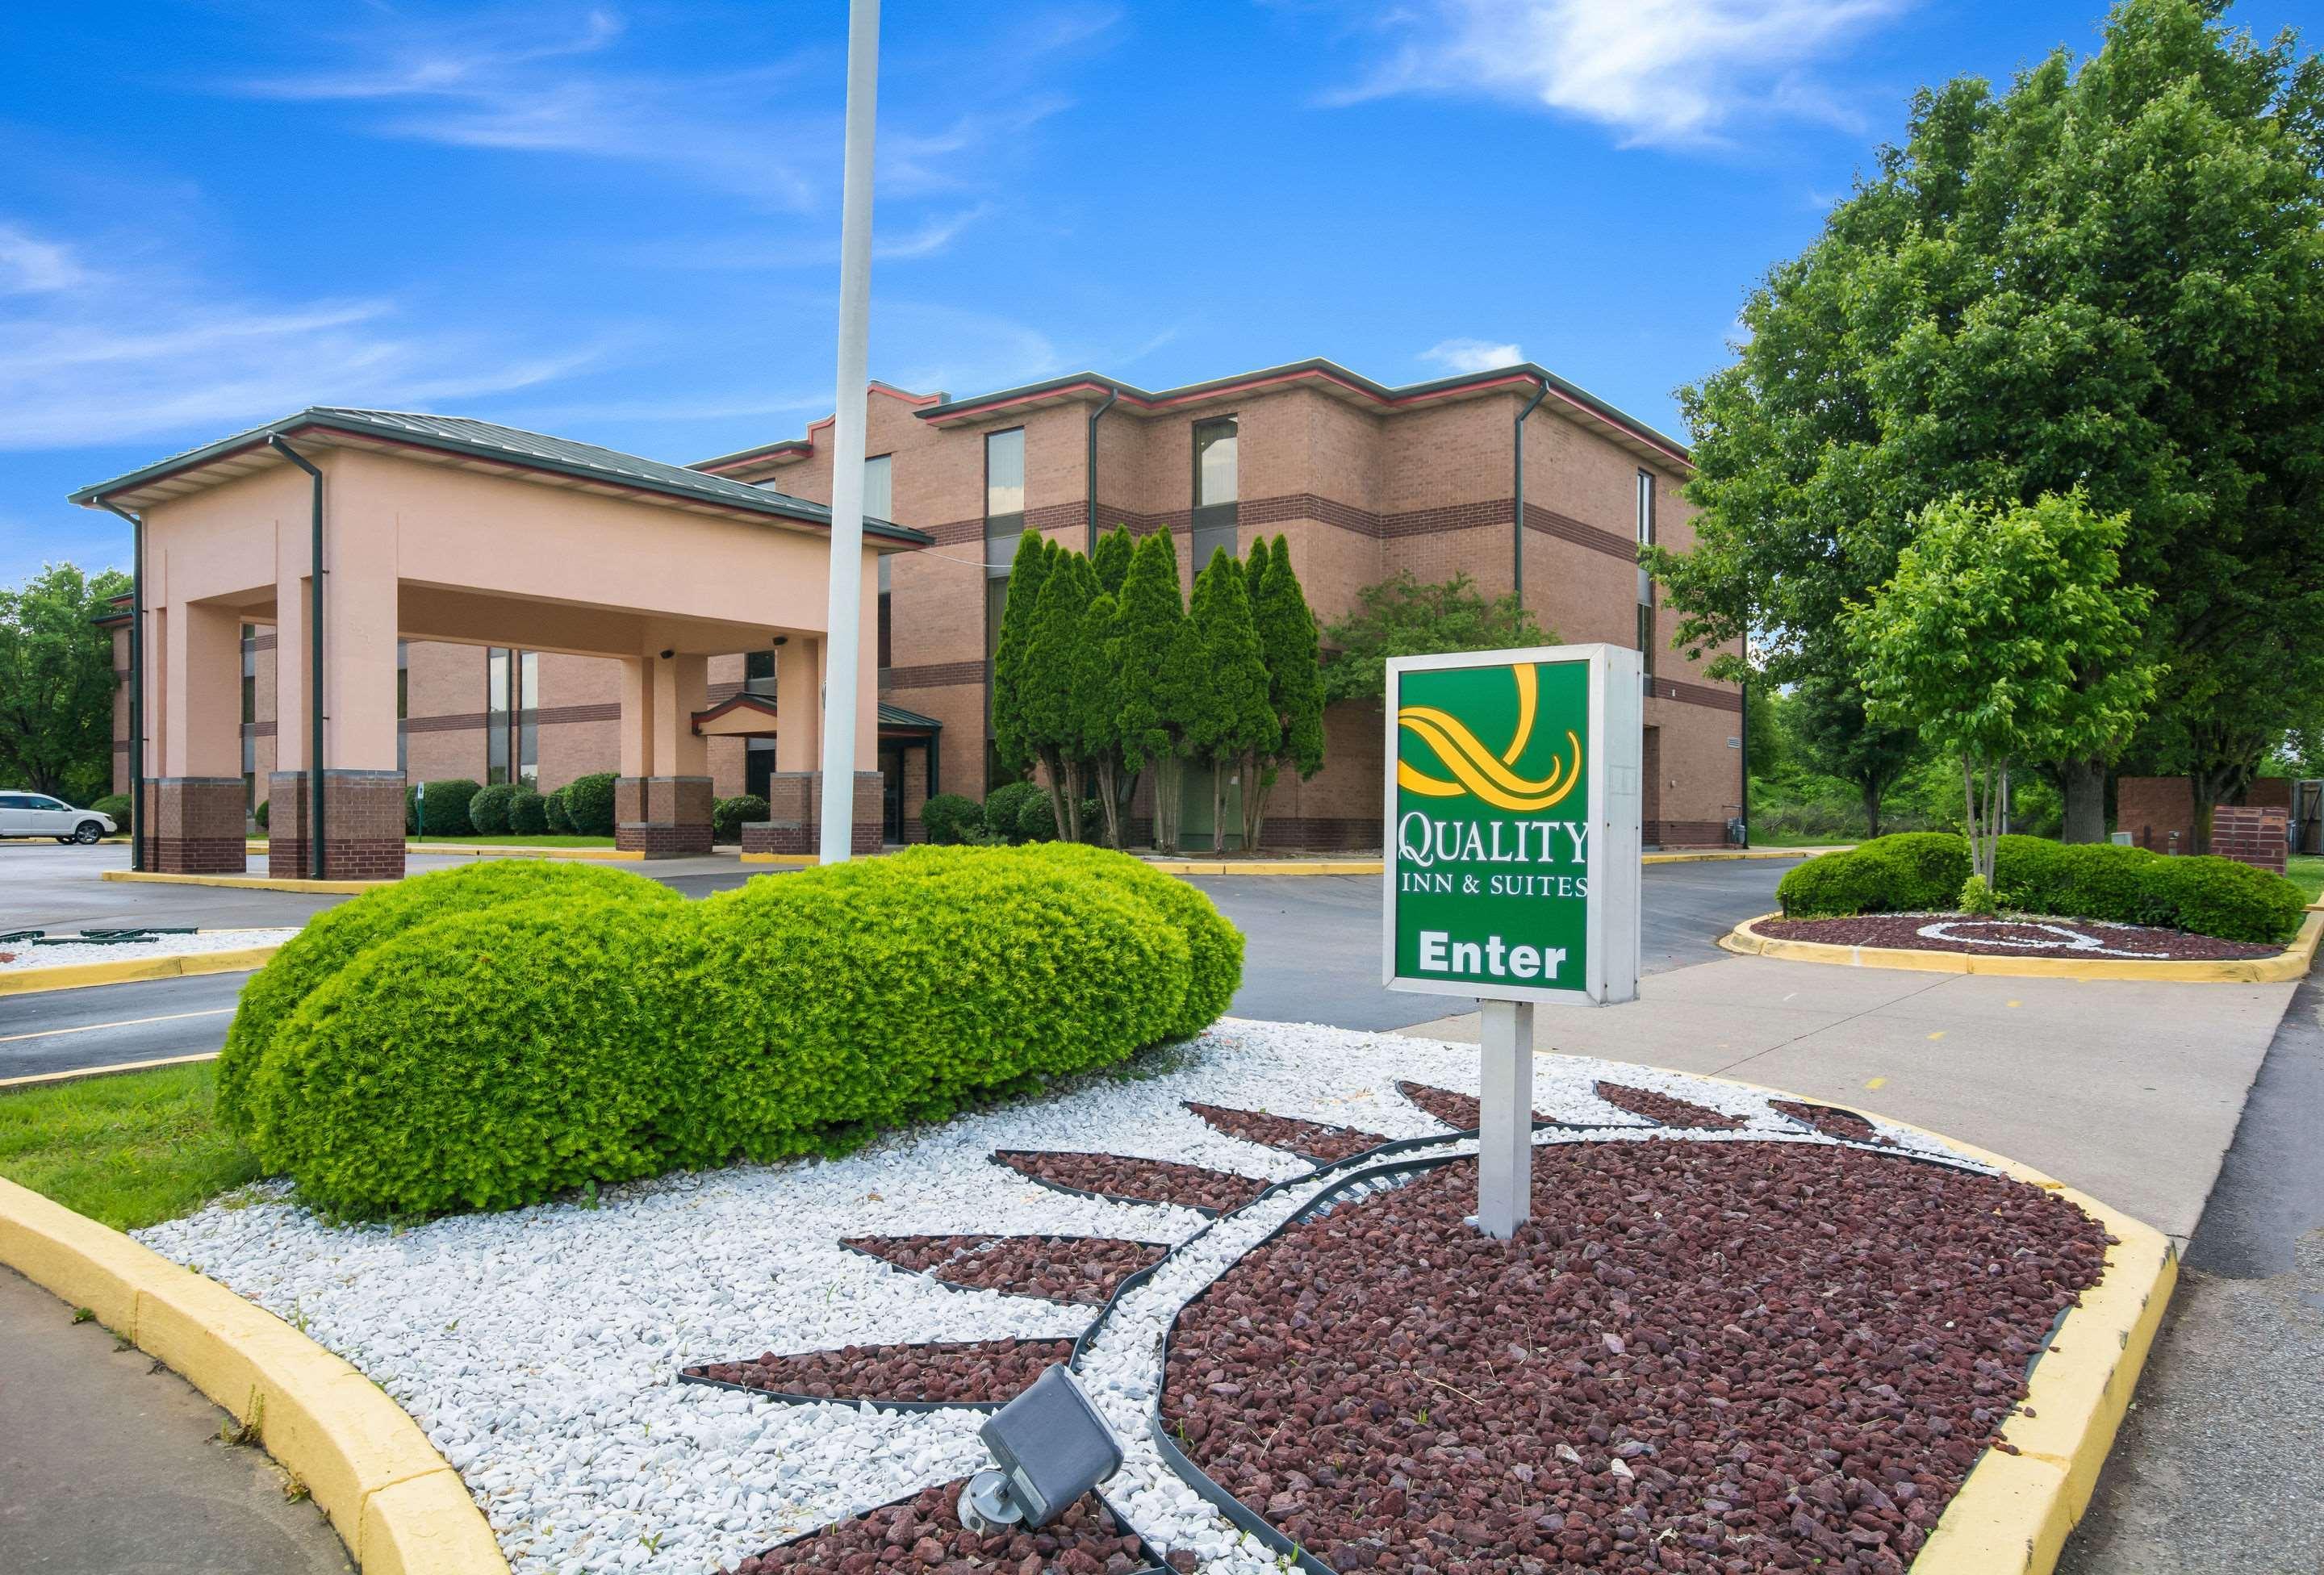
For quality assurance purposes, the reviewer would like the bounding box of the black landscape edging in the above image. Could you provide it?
[729,1476,1172,1574]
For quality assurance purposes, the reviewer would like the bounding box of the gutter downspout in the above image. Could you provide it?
[1737,675,1751,848]
[1513,378,1550,611]
[99,501,145,872]
[1086,386,1120,554]
[268,436,325,881]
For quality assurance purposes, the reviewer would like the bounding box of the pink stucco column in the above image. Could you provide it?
[146,597,245,874]
[616,650,712,857]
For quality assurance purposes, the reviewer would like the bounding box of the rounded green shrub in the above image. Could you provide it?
[1779,833,1969,917]
[544,788,574,834]
[90,793,132,825]
[713,794,770,844]
[417,779,482,837]
[920,793,983,846]
[243,898,696,1216]
[253,798,270,831]
[562,772,619,836]
[981,780,1044,845]
[404,784,420,835]
[468,782,517,835]
[216,860,684,1136]
[1001,842,1244,1038]
[2142,855,2304,943]
[508,788,548,836]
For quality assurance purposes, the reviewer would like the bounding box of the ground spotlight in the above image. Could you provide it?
[957,1364,1122,1533]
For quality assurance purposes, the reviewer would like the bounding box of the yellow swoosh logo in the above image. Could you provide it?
[1397,663,1582,812]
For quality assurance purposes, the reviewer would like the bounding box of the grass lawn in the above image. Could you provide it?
[1742,834,1858,850]
[2288,854,2322,905]
[408,833,617,846]
[0,1063,257,1230]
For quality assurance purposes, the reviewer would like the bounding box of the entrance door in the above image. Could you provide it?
[1177,759,1243,852]
[878,742,905,843]
[1641,725,1662,847]
[745,739,775,801]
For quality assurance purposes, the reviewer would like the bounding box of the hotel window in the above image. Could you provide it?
[241,626,257,810]
[396,641,409,775]
[487,649,541,785]
[743,648,777,698]
[983,428,1026,667]
[1636,470,1657,679]
[1191,416,1239,567]
[516,651,539,785]
[863,453,893,524]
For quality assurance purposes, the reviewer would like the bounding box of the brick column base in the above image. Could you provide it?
[2211,804,2288,875]
[143,777,246,875]
[616,775,713,858]
[741,772,884,858]
[269,771,408,880]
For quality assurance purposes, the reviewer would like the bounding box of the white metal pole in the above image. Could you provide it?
[817,0,880,863]
[1476,999,1535,1237]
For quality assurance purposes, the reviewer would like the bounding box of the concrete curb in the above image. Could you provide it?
[737,851,821,867]
[0,940,283,997]
[102,870,390,895]
[0,1176,506,1574]
[0,1051,222,1091]
[1718,908,2322,983]
[247,841,642,862]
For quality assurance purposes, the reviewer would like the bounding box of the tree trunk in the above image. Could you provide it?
[1241,752,1268,854]
[2059,757,2107,843]
[1061,759,1085,844]
[1038,751,1069,846]
[1093,758,1122,848]
[1213,756,1227,855]
[1153,756,1177,853]
[1861,780,1883,842]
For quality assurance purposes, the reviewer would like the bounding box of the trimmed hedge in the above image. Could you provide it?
[90,793,132,825]
[563,772,619,837]
[416,779,482,837]
[1017,792,1105,845]
[253,799,270,831]
[981,781,1044,845]
[468,782,517,835]
[544,788,574,833]
[231,845,1243,1216]
[921,793,983,845]
[713,794,769,844]
[216,860,685,1137]
[508,787,549,836]
[1777,832,2305,944]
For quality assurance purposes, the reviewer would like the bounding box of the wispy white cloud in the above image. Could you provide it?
[0,224,90,295]
[1323,0,1908,148]
[637,203,998,272]
[0,219,596,450]
[1420,337,1524,374]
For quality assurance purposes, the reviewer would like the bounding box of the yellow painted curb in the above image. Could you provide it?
[102,870,390,894]
[0,941,283,997]
[0,1051,221,1091]
[1719,908,2322,984]
[1143,858,1383,875]
[738,851,821,866]
[248,840,638,860]
[1642,845,1850,864]
[0,1176,505,1573]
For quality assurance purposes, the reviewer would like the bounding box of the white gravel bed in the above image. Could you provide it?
[0,927,298,973]
[136,1017,1986,1575]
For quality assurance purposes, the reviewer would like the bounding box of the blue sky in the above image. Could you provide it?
[2,0,2308,585]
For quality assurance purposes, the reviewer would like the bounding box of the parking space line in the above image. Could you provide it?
[0,1007,232,1046]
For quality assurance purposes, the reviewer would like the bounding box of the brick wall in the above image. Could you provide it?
[2117,776,2197,854]
[2210,804,2288,875]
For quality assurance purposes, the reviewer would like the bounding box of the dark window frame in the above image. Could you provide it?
[1191,415,1239,567]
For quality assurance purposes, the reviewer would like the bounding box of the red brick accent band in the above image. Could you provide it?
[143,777,246,875]
[2210,804,2288,875]
[615,775,715,858]
[885,659,989,691]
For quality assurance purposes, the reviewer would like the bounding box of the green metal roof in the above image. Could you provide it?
[877,701,942,731]
[69,407,931,545]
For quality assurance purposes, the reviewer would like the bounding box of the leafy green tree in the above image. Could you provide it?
[1091,524,1135,598]
[1072,590,1127,847]
[1186,549,1277,850]
[1791,675,1925,840]
[989,532,1055,779]
[1024,549,1097,842]
[1245,535,1326,850]
[1115,531,1189,851]
[1652,0,2324,842]
[1318,572,1549,705]
[1847,491,2159,884]
[0,562,131,803]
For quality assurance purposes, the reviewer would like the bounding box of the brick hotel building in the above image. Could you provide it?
[106,357,1745,850]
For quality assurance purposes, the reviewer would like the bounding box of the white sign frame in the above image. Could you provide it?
[1380,641,1642,1009]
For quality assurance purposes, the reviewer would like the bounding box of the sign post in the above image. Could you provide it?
[1382,644,1642,1236]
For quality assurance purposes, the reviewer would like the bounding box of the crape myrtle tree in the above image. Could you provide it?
[1114,532,1189,852]
[1847,491,2159,887]
[1244,534,1326,852]
[0,562,132,804]
[1649,0,2324,844]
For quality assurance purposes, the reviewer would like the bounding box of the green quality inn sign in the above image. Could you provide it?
[1381,645,1642,1236]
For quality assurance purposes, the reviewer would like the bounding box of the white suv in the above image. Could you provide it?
[0,792,115,844]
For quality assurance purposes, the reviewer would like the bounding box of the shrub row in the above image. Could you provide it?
[218,846,1243,1216]
[713,794,770,844]
[920,779,1106,846]
[1776,832,2306,944]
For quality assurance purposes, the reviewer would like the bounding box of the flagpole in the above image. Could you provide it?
[817,0,880,863]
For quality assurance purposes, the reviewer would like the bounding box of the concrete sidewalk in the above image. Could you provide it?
[0,1266,350,1573]
[1402,951,2297,1240]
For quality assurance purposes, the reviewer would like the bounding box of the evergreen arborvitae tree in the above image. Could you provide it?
[1117,531,1189,852]
[1025,549,1097,842]
[1246,533,1327,850]
[1244,535,1271,615]
[1092,524,1135,598]
[1191,547,1278,851]
[1073,590,1126,846]
[990,531,1053,776]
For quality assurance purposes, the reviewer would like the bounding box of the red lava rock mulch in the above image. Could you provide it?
[1185,1102,1390,1163]
[1770,1100,1884,1144]
[1594,1081,1744,1131]
[842,1235,1168,1306]
[993,1151,1271,1216]
[1395,1080,1487,1130]
[1757,913,2279,961]
[688,1339,1073,1406]
[725,1477,1163,1573]
[1158,1141,2112,1574]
